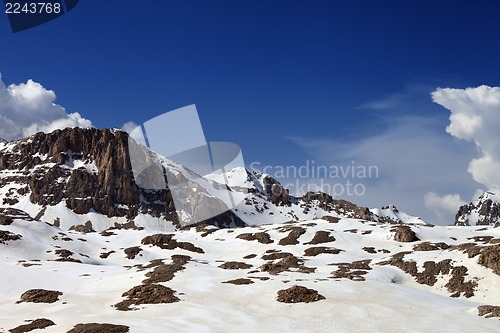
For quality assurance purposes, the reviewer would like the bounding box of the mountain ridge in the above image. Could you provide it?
[0,127,427,231]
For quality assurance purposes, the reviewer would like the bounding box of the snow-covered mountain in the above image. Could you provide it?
[1,128,499,332]
[456,191,500,226]
[0,127,423,231]
[370,204,427,225]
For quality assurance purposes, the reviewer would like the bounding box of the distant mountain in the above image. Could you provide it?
[370,204,427,225]
[0,127,424,231]
[456,191,500,226]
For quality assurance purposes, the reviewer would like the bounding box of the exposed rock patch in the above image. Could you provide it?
[0,215,14,225]
[278,227,306,245]
[142,255,190,284]
[321,216,340,223]
[69,222,95,233]
[261,255,315,275]
[362,247,377,254]
[261,251,293,261]
[331,260,372,281]
[218,261,253,270]
[66,323,130,333]
[141,234,204,253]
[392,226,419,242]
[124,247,142,260]
[413,242,450,251]
[115,284,180,311]
[243,254,257,259]
[446,266,477,298]
[478,305,500,318]
[9,318,55,333]
[0,230,22,244]
[276,285,325,303]
[477,245,500,275]
[305,231,335,244]
[54,249,82,263]
[17,289,62,304]
[304,246,343,257]
[236,232,273,244]
[222,278,254,285]
[379,252,476,297]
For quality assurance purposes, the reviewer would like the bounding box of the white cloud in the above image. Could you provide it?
[424,192,466,225]
[0,74,92,141]
[122,121,139,134]
[289,115,479,225]
[432,85,500,189]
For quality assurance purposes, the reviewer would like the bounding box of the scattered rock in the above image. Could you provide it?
[261,255,315,275]
[304,246,343,257]
[0,215,14,225]
[392,226,419,242]
[54,249,82,263]
[218,261,253,270]
[331,260,372,281]
[261,251,294,260]
[478,305,500,318]
[100,251,115,259]
[17,289,62,304]
[195,224,219,237]
[278,227,306,246]
[236,232,274,244]
[321,216,340,223]
[0,230,22,244]
[9,318,55,333]
[477,245,500,275]
[115,284,180,311]
[124,247,142,260]
[448,243,482,258]
[362,247,377,254]
[222,278,255,285]
[69,222,95,233]
[415,260,452,286]
[413,242,450,251]
[66,323,130,333]
[243,254,257,259]
[276,285,325,303]
[378,251,418,275]
[141,234,204,253]
[143,255,190,284]
[446,266,477,298]
[305,231,335,244]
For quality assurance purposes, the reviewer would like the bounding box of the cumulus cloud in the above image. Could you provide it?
[0,74,92,141]
[424,192,466,225]
[432,85,500,189]
[289,115,478,225]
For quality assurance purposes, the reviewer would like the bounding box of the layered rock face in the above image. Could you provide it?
[1,128,178,225]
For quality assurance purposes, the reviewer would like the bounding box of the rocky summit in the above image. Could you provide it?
[456,191,500,226]
[0,128,499,332]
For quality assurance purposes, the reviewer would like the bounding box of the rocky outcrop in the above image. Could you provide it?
[0,128,245,229]
[455,191,500,226]
[301,192,375,221]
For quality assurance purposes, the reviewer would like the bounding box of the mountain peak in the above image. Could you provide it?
[456,191,500,226]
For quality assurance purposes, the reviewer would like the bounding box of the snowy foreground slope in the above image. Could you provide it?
[1,213,499,332]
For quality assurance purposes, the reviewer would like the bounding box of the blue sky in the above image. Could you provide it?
[1,0,500,224]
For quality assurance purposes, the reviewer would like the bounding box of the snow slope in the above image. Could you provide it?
[0,214,499,332]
